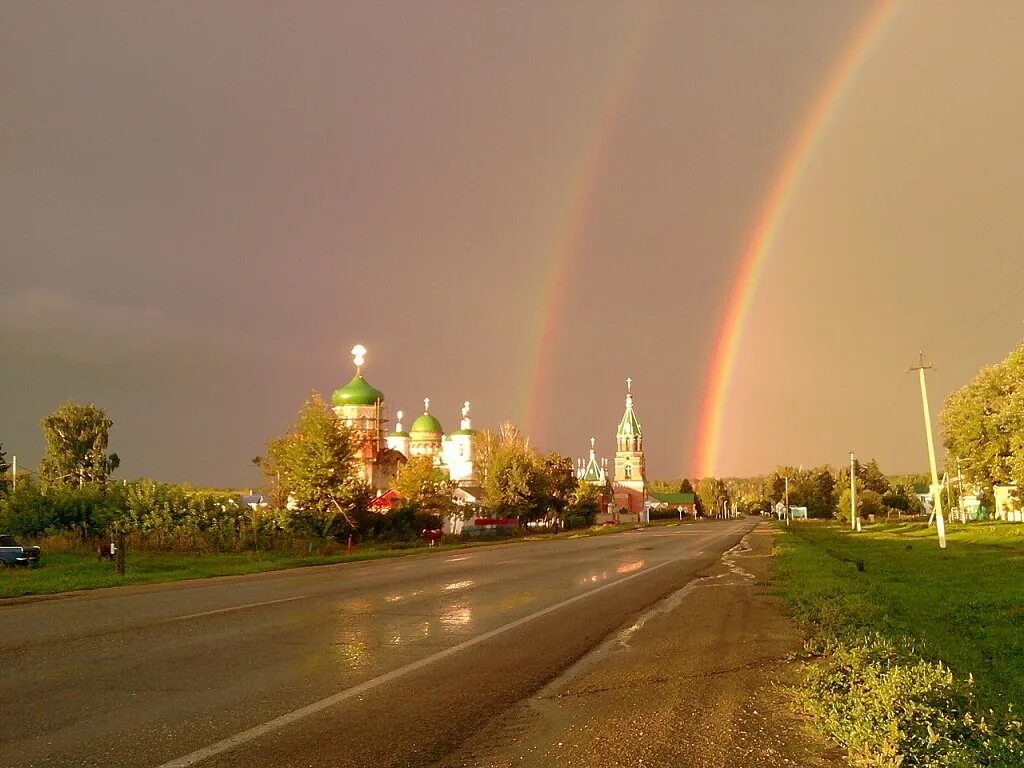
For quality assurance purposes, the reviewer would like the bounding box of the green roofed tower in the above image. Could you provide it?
[613,377,647,520]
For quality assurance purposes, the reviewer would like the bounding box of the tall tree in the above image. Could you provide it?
[942,344,1024,493]
[858,458,891,495]
[474,421,530,487]
[262,394,363,537]
[39,402,120,488]
[680,478,705,517]
[484,443,542,519]
[0,443,9,495]
[393,455,457,520]
[697,476,729,516]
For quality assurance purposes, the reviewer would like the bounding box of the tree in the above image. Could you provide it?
[858,458,891,495]
[537,453,577,522]
[262,394,364,538]
[680,478,705,517]
[0,443,9,495]
[697,477,729,516]
[838,486,885,523]
[942,344,1024,494]
[566,481,601,528]
[475,421,530,487]
[484,443,543,520]
[39,402,120,488]
[393,455,457,521]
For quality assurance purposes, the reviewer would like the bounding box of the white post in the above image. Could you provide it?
[913,357,946,548]
[11,454,16,492]
[784,476,790,525]
[957,458,966,524]
[850,452,858,531]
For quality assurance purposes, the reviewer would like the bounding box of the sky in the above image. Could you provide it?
[2,1,1023,487]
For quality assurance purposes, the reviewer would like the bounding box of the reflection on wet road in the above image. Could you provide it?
[1,521,756,768]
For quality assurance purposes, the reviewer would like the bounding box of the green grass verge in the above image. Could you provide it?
[0,519,692,600]
[775,520,1024,767]
[0,546,455,600]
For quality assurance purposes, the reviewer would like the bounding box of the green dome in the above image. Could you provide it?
[331,375,384,407]
[410,413,443,434]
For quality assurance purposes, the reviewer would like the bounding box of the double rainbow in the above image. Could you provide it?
[523,0,901,476]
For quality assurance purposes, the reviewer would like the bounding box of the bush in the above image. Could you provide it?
[564,514,589,530]
[804,634,1024,768]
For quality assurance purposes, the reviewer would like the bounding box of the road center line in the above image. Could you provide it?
[155,555,687,768]
[170,596,307,622]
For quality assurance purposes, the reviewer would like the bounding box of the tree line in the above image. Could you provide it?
[941,342,1024,508]
[654,458,927,523]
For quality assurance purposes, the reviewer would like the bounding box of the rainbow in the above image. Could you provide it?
[524,1,664,441]
[694,0,901,478]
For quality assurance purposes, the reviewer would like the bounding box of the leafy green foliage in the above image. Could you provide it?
[39,402,120,488]
[942,343,1024,496]
[393,455,457,521]
[777,522,1024,767]
[0,443,9,495]
[696,476,729,515]
[681,478,705,516]
[768,466,838,518]
[262,394,365,538]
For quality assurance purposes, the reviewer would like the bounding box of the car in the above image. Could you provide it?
[0,535,41,567]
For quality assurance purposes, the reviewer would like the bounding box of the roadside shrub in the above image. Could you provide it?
[804,634,1024,767]
[564,514,588,530]
[649,508,686,521]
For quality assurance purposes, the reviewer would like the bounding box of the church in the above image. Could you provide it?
[577,379,649,522]
[330,345,478,492]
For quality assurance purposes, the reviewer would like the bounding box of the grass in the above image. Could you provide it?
[775,519,1024,767]
[0,546,456,600]
[0,518,682,600]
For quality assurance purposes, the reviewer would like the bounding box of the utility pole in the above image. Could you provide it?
[849,451,860,532]
[784,475,790,526]
[11,454,16,493]
[909,352,946,549]
[957,457,966,524]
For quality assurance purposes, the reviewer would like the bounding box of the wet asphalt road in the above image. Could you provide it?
[1,520,755,767]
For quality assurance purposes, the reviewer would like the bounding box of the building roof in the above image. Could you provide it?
[332,375,384,407]
[411,412,444,434]
[617,385,643,438]
[649,491,695,505]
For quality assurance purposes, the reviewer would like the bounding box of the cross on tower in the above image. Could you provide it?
[423,397,430,413]
[626,377,632,392]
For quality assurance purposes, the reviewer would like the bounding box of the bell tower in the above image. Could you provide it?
[613,378,647,520]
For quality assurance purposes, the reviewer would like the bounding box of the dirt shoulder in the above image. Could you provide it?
[432,522,844,768]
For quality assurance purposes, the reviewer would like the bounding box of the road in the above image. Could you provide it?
[1,520,756,767]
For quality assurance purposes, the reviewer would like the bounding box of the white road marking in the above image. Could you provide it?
[170,596,307,622]
[155,557,683,768]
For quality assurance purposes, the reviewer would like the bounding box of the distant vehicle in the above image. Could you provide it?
[0,535,41,567]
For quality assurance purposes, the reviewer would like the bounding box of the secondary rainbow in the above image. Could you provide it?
[694,0,901,478]
[524,1,663,440]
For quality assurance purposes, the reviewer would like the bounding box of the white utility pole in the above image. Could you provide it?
[957,457,966,524]
[849,451,861,531]
[784,475,790,525]
[11,454,16,493]
[909,353,946,549]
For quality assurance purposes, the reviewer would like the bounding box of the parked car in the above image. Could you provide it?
[0,535,41,567]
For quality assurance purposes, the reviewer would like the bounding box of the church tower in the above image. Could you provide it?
[613,378,647,521]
